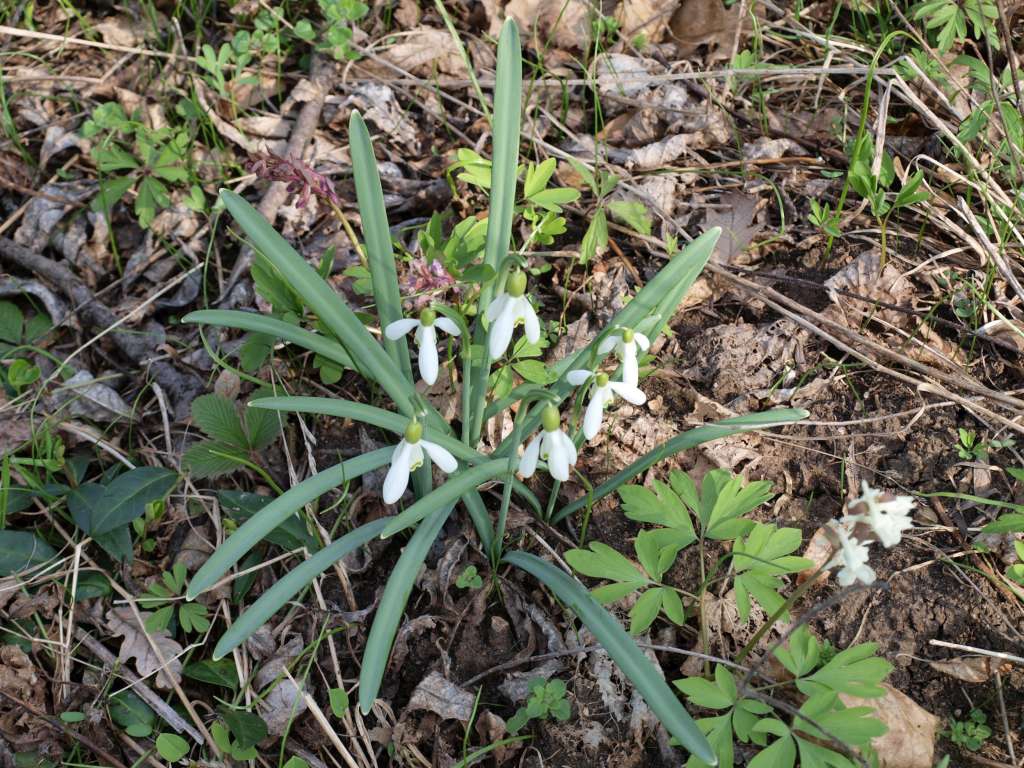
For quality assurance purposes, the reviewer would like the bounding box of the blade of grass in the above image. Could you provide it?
[184,309,354,369]
[219,189,416,416]
[503,551,716,765]
[212,518,390,659]
[467,19,522,446]
[554,409,809,523]
[359,503,454,714]
[349,111,412,384]
[186,448,392,599]
[379,459,515,538]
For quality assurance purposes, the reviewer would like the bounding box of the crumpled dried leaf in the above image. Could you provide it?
[617,0,679,43]
[703,190,763,265]
[927,655,1000,683]
[0,278,67,328]
[743,136,805,161]
[384,28,465,76]
[107,607,183,689]
[669,0,752,61]
[405,671,475,722]
[594,54,658,99]
[0,645,55,756]
[94,16,148,47]
[53,370,131,422]
[504,0,591,50]
[344,83,418,148]
[40,125,90,167]
[0,407,34,458]
[13,180,96,252]
[798,525,835,585]
[838,684,939,768]
[254,636,307,736]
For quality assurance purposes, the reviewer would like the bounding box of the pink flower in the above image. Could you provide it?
[246,153,339,208]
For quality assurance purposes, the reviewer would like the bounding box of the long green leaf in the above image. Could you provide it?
[219,190,415,415]
[0,531,57,576]
[349,111,411,383]
[554,408,809,523]
[468,19,522,444]
[213,518,390,660]
[359,504,454,714]
[497,227,721,454]
[249,396,480,464]
[504,551,716,765]
[184,309,354,369]
[186,448,391,599]
[380,460,514,538]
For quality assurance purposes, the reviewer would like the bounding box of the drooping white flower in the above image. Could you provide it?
[485,270,540,359]
[519,405,578,482]
[385,307,461,385]
[844,481,915,548]
[567,370,647,441]
[826,521,876,587]
[382,420,458,504]
[597,327,650,387]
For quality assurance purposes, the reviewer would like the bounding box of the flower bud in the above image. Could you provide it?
[622,327,635,343]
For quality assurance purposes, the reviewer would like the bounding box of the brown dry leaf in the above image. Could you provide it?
[254,636,307,736]
[669,0,751,61]
[384,28,465,77]
[504,0,591,51]
[0,407,33,457]
[703,191,763,265]
[405,671,475,722]
[798,525,835,585]
[107,607,183,689]
[94,16,147,47]
[617,0,680,43]
[839,684,939,768]
[0,645,57,757]
[927,655,997,683]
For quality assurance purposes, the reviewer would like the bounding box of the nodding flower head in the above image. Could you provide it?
[246,153,340,208]
[382,419,458,504]
[385,306,461,385]
[845,482,915,548]
[566,369,647,441]
[518,405,577,482]
[825,521,876,587]
[485,270,540,359]
[597,327,651,387]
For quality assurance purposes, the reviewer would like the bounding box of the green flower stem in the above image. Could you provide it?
[735,563,827,664]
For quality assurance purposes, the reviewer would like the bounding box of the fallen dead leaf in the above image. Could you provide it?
[405,671,475,722]
[797,525,835,585]
[617,0,680,43]
[703,190,764,265]
[0,406,33,457]
[838,684,939,768]
[384,28,465,77]
[669,0,751,61]
[927,655,1002,684]
[107,607,183,689]
[52,370,131,422]
[254,636,307,736]
[504,0,591,51]
[0,645,57,757]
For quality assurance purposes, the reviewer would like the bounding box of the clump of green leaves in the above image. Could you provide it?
[846,136,930,220]
[507,677,572,733]
[945,708,992,751]
[182,393,282,479]
[139,563,211,634]
[455,564,483,589]
[0,299,50,395]
[911,0,998,53]
[676,626,891,767]
[306,0,369,60]
[82,103,204,228]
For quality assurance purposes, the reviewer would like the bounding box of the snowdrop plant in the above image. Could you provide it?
[567,369,647,441]
[182,20,808,765]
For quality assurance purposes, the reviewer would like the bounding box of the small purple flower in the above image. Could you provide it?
[401,257,458,308]
[246,153,340,208]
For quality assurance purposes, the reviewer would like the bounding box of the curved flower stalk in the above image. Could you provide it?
[519,405,577,482]
[486,270,540,359]
[597,327,650,387]
[383,420,458,504]
[567,370,647,441]
[385,307,461,385]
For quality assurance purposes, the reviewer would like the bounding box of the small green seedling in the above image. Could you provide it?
[139,563,211,634]
[507,677,571,733]
[182,392,282,481]
[945,708,991,751]
[455,564,483,589]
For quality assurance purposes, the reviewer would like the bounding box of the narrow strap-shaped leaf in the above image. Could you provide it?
[212,517,390,660]
[249,396,480,464]
[503,551,717,765]
[468,19,522,444]
[349,111,412,383]
[186,448,392,599]
[461,490,493,553]
[184,309,354,369]
[380,459,514,538]
[219,190,416,415]
[359,504,454,714]
[554,409,809,523]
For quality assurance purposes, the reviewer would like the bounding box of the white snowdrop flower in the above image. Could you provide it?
[485,270,540,359]
[844,481,915,548]
[519,405,578,483]
[826,521,876,587]
[567,370,647,441]
[382,420,458,504]
[385,307,461,386]
[597,327,650,387]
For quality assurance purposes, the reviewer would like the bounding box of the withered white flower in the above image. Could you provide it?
[382,421,458,504]
[845,481,915,548]
[826,521,876,587]
[385,307,460,386]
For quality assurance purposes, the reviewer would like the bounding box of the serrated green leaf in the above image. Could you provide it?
[607,200,652,235]
[192,394,248,447]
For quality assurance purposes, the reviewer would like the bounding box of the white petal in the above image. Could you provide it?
[408,442,425,471]
[566,369,593,386]
[519,434,542,478]
[598,335,619,355]
[421,440,458,473]
[608,381,646,405]
[434,317,461,336]
[545,435,571,482]
[519,299,541,344]
[382,441,413,504]
[560,430,578,465]
[418,326,439,385]
[634,332,651,351]
[621,345,639,387]
[385,318,419,339]
[582,395,605,441]
[489,304,516,359]
[485,293,508,322]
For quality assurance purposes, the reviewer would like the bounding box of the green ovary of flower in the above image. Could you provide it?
[419,307,436,326]
[507,270,527,298]
[541,404,560,432]
[404,420,423,443]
